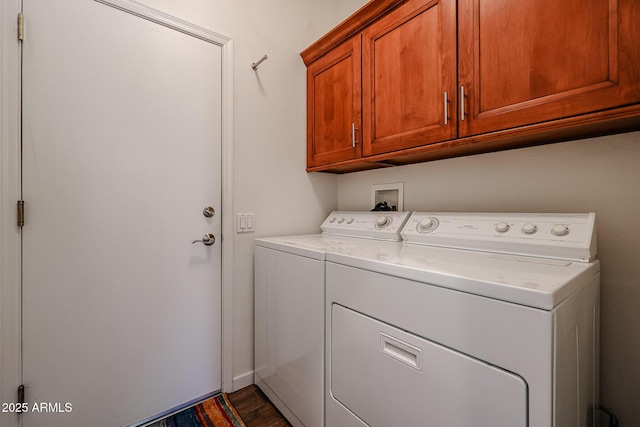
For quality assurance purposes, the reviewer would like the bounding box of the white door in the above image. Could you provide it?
[21,1,223,426]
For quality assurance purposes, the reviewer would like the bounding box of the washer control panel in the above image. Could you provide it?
[322,211,411,241]
[402,212,597,262]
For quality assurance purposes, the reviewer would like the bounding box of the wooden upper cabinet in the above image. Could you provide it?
[458,0,640,137]
[362,0,457,156]
[302,0,640,173]
[306,36,362,168]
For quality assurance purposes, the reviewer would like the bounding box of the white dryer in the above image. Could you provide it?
[325,212,600,427]
[254,211,411,427]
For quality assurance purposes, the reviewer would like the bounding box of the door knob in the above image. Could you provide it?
[192,233,215,246]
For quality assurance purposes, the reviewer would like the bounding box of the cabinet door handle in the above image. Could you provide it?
[460,85,466,121]
[352,122,358,147]
[444,91,449,125]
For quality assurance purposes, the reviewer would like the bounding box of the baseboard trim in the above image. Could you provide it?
[232,370,255,392]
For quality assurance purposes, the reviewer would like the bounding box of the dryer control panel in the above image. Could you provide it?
[402,212,597,262]
[322,211,411,241]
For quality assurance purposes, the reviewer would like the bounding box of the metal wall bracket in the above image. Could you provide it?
[251,54,268,70]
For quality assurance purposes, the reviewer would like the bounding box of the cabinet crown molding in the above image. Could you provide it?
[300,0,403,66]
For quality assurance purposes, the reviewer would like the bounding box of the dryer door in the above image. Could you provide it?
[330,304,528,427]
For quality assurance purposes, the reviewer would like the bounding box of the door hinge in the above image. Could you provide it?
[17,200,25,227]
[18,12,24,42]
[17,384,25,405]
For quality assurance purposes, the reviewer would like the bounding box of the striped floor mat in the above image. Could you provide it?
[148,393,246,427]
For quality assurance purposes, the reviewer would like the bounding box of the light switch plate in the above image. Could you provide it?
[236,213,255,233]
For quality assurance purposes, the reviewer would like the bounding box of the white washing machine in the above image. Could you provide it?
[325,212,600,427]
[254,211,411,427]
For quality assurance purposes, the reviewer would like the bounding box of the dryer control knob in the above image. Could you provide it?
[346,218,354,224]
[522,223,538,235]
[329,217,336,223]
[376,216,392,228]
[417,217,439,233]
[337,217,345,224]
[551,224,570,236]
[495,222,510,233]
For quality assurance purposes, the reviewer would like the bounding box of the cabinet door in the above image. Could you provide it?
[362,0,457,156]
[306,36,361,168]
[458,0,640,137]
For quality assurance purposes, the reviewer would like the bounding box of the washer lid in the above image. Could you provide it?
[255,234,385,260]
[325,241,599,310]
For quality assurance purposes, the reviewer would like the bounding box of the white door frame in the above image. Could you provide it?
[0,1,23,424]
[0,3,234,426]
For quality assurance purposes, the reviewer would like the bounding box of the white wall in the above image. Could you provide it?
[339,0,370,17]
[131,0,343,389]
[336,131,640,425]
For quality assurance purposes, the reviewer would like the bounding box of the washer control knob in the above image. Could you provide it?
[329,217,336,223]
[551,224,570,236]
[495,222,510,233]
[375,216,392,229]
[346,217,354,224]
[337,217,345,224]
[522,223,538,235]
[417,217,439,233]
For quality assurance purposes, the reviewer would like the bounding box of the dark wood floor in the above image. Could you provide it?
[228,385,292,427]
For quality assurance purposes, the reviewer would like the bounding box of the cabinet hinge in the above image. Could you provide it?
[18,12,24,42]
[17,200,25,227]
[17,384,25,405]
